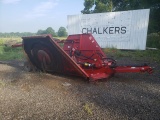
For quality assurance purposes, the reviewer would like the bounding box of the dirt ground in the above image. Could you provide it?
[0,58,160,120]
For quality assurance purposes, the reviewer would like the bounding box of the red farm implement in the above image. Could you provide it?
[17,34,152,81]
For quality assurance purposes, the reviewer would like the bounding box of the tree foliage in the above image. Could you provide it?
[0,27,68,38]
[37,27,57,37]
[81,0,95,14]
[81,0,160,33]
[57,27,67,37]
[0,32,35,37]
[37,30,46,35]
[81,0,113,13]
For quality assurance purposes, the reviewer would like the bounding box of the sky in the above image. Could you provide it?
[0,0,84,33]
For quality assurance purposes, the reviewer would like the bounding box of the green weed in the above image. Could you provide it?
[0,80,5,87]
[83,103,93,115]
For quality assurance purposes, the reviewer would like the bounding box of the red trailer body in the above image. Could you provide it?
[21,34,153,81]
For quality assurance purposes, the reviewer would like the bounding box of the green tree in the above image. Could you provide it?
[37,29,46,35]
[46,27,57,37]
[81,0,95,14]
[36,27,57,37]
[81,0,113,14]
[81,0,160,33]
[57,27,67,37]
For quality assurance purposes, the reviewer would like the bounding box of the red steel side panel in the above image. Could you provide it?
[63,34,114,80]
[22,34,89,79]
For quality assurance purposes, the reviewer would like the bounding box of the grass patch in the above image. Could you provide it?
[53,37,67,40]
[0,37,159,63]
[0,39,5,45]
[147,32,160,49]
[0,46,24,60]
[0,37,22,44]
[0,37,24,60]
[0,80,5,87]
[103,48,160,63]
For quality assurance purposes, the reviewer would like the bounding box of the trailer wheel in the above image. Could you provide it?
[30,42,55,72]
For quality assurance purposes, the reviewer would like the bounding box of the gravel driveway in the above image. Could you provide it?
[0,59,160,120]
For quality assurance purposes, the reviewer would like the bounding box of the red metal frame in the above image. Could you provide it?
[19,34,152,81]
[61,34,153,80]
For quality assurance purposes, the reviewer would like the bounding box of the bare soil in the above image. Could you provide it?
[0,59,160,120]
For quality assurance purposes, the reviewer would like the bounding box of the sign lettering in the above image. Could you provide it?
[82,27,126,34]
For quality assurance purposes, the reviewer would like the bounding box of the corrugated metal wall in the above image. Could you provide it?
[67,9,150,50]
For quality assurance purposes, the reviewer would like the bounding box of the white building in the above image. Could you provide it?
[67,9,150,50]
